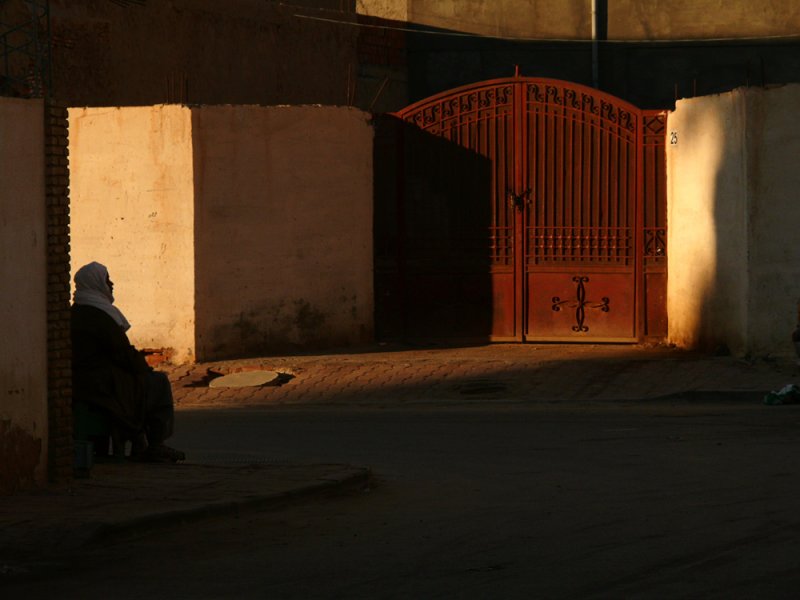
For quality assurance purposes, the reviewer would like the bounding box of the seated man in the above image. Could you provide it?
[71,261,185,463]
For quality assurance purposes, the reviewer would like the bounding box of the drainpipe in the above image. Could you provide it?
[591,0,599,88]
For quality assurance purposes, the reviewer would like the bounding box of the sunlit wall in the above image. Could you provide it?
[667,85,800,357]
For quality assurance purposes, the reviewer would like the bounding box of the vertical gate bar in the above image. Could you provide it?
[635,110,645,340]
[649,139,655,231]
[545,102,552,260]
[510,100,516,267]
[515,83,525,339]
[558,98,565,260]
[553,102,559,254]
[491,94,497,255]
[536,97,544,262]
[594,117,602,261]
[617,131,625,264]
[575,104,584,263]
[565,107,574,262]
[584,117,590,261]
[610,126,618,262]
[588,118,595,260]
[629,131,635,264]
[495,98,500,254]
[500,104,506,259]
[506,97,511,266]
[545,99,551,259]
[599,124,612,261]
[618,134,624,264]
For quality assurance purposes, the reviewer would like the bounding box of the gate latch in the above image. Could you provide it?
[508,188,532,210]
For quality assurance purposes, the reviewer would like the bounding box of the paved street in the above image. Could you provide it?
[4,344,800,599]
[7,401,800,598]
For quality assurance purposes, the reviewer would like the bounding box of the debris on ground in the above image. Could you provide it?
[763,384,800,405]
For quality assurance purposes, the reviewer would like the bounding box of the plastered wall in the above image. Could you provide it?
[0,98,47,492]
[192,106,374,360]
[744,86,800,356]
[667,85,800,357]
[69,106,196,363]
[70,105,375,363]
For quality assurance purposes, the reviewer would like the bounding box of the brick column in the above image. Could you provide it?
[45,101,72,483]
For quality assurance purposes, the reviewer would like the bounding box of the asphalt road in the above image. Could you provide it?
[8,401,800,599]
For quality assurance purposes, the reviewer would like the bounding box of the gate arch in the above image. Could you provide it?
[381,76,667,342]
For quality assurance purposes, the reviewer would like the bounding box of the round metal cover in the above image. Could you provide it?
[208,370,280,388]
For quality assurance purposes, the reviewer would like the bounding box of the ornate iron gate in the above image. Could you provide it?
[383,75,666,342]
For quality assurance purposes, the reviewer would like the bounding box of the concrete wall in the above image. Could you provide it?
[358,0,589,39]
[0,98,48,492]
[357,0,408,22]
[667,85,800,358]
[609,0,800,40]
[69,106,196,364]
[357,0,800,39]
[192,106,374,360]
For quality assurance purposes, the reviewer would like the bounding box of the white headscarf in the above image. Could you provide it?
[73,262,132,332]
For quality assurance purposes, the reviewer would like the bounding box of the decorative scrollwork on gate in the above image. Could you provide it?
[600,100,617,123]
[644,228,667,262]
[551,276,610,332]
[526,83,637,133]
[528,83,546,102]
[412,105,440,128]
[442,98,459,119]
[564,88,581,109]
[405,86,513,131]
[545,85,563,104]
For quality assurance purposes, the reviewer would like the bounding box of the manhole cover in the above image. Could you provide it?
[208,370,280,388]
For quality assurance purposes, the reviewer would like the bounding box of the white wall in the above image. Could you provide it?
[0,97,48,492]
[667,85,800,357]
[745,86,800,356]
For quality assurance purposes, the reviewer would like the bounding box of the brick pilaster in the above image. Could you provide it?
[45,101,72,484]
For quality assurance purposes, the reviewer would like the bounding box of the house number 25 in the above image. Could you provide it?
[670,131,678,145]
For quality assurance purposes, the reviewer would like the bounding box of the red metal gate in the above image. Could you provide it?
[386,76,666,342]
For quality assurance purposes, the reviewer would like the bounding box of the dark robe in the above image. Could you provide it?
[71,304,150,434]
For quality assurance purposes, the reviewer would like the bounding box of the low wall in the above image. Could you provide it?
[69,106,197,364]
[0,97,48,493]
[70,104,375,363]
[667,85,800,357]
[192,106,374,360]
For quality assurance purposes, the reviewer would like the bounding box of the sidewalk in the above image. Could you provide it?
[167,342,799,409]
[1,461,370,571]
[2,343,796,575]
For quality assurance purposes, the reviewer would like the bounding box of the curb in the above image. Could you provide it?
[87,467,373,546]
[644,390,771,404]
